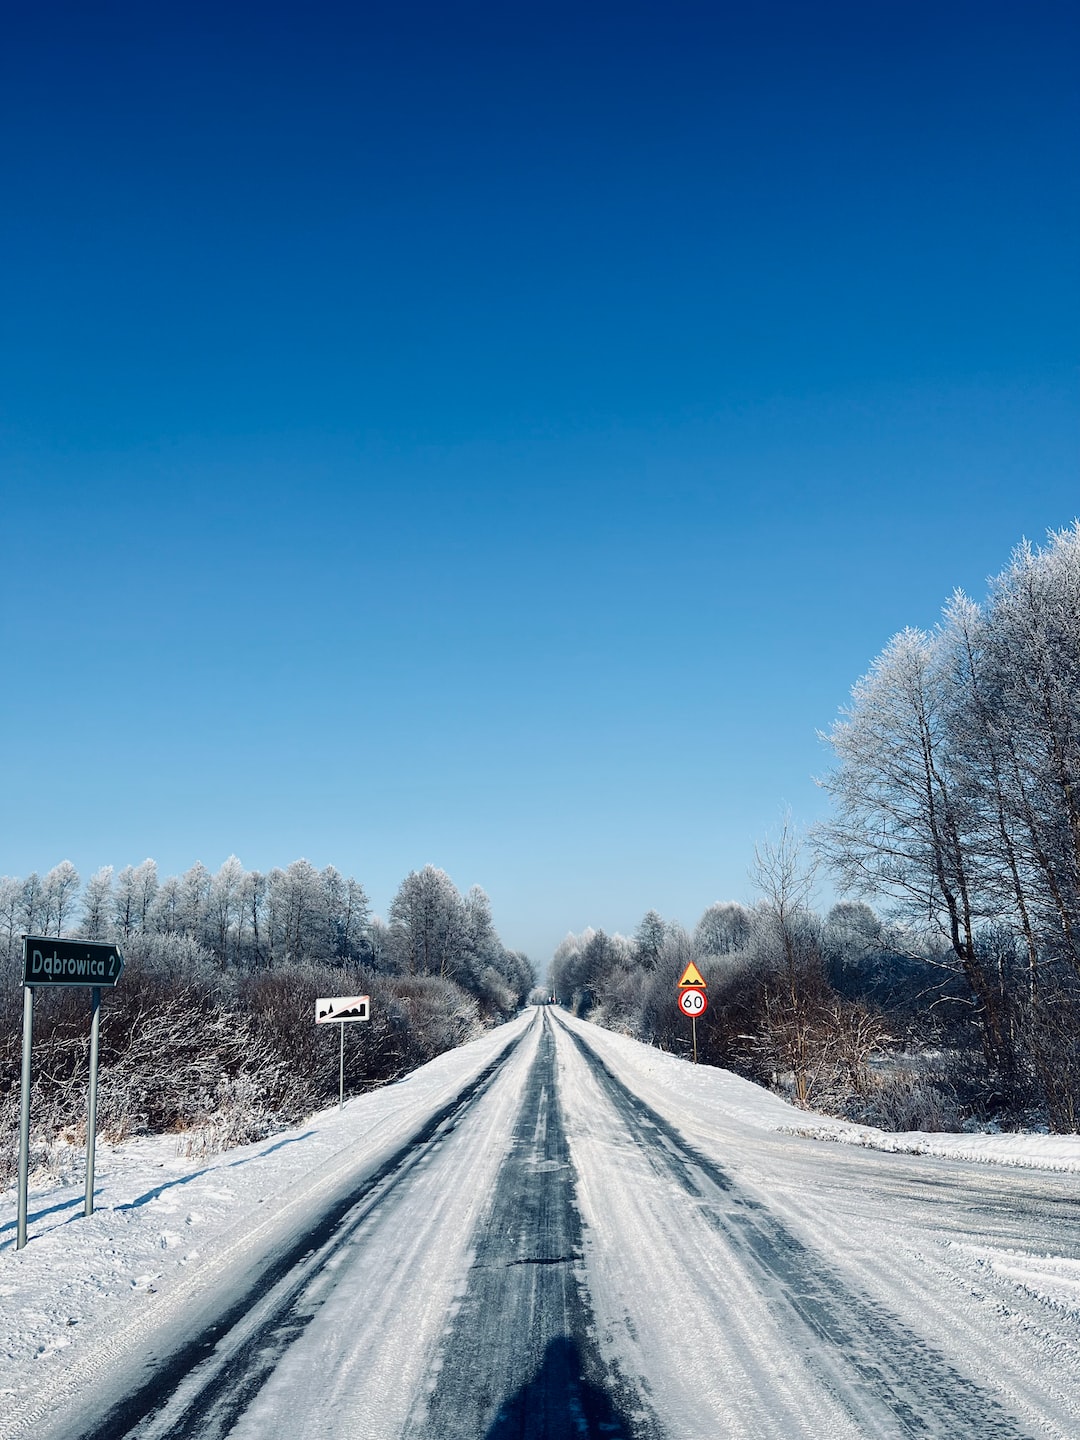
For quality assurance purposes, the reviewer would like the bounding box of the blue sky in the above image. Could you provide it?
[2,1,1077,964]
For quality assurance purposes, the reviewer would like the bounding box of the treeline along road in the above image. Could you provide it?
[16,1008,1080,1440]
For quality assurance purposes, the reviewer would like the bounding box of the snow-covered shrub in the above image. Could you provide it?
[178,1072,285,1158]
[383,975,482,1062]
[845,1059,964,1133]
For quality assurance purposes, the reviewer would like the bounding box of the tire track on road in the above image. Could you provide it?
[409,1010,664,1440]
[555,1013,1034,1439]
[71,1026,528,1440]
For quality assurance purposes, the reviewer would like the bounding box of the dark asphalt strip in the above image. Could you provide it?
[556,1016,1035,1440]
[71,1029,527,1440]
[408,1010,665,1440]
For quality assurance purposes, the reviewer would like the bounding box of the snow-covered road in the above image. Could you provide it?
[3,1007,1079,1438]
[554,1012,1080,1438]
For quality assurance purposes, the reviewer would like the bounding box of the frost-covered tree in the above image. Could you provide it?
[43,861,80,936]
[748,822,829,1105]
[132,859,159,930]
[178,861,213,941]
[150,873,182,934]
[322,867,370,962]
[387,866,466,979]
[548,929,591,1008]
[820,901,883,988]
[268,860,332,964]
[820,525,1080,1118]
[501,950,536,1009]
[81,866,115,939]
[633,910,666,970]
[112,865,139,938]
[321,865,347,951]
[0,877,22,967]
[694,901,752,956]
[114,860,159,938]
[239,868,267,967]
[18,872,45,937]
[368,915,391,970]
[549,928,632,1017]
[339,876,371,960]
[211,856,245,967]
[818,626,1012,1068]
[960,533,1080,970]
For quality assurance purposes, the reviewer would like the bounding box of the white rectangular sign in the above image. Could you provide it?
[315,995,370,1024]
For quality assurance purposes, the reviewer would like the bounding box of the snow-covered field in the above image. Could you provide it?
[2,1008,1079,1439]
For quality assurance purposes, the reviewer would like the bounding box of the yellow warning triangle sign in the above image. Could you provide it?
[678,961,707,988]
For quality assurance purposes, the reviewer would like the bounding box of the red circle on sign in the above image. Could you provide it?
[678,987,708,1017]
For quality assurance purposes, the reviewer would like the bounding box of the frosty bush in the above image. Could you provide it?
[0,857,533,1176]
[846,1061,964,1133]
[178,1073,286,1158]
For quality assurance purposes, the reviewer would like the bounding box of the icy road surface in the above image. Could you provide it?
[3,1007,1080,1438]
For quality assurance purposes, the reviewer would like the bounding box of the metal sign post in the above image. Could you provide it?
[677,963,708,1067]
[16,938,124,1252]
[314,996,371,1112]
[17,986,34,1251]
[85,987,101,1217]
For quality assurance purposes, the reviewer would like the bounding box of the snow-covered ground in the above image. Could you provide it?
[2,1008,1078,1439]
[554,1011,1080,1437]
[561,1017,1080,1173]
[0,1014,533,1439]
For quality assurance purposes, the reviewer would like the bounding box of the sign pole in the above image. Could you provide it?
[676,965,708,1069]
[17,986,34,1251]
[314,996,369,1111]
[13,938,124,1255]
[85,987,101,1217]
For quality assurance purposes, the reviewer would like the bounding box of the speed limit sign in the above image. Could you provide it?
[678,987,708,1017]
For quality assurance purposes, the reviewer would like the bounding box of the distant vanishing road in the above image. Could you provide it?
[50,1009,1080,1439]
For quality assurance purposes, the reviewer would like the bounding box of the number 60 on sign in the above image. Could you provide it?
[678,987,707,1017]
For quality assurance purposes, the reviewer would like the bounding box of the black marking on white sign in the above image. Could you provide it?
[314,995,370,1024]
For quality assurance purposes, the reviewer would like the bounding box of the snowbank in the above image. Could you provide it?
[556,1013,1080,1174]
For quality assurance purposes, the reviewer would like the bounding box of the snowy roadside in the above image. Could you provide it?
[4,1007,1078,1440]
[554,1011,1080,1174]
[0,1012,532,1436]
[553,1012,1080,1440]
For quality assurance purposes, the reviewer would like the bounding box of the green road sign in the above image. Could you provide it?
[22,936,124,988]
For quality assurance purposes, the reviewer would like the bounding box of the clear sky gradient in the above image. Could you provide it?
[2,2,1077,964]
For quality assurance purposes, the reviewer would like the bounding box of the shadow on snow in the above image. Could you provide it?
[482,1336,637,1440]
